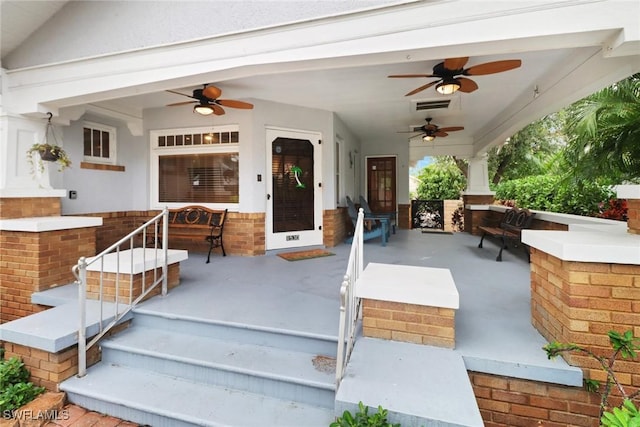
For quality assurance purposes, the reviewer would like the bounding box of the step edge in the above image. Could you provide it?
[101,342,336,391]
[133,308,338,343]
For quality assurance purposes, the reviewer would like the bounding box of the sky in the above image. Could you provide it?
[410,156,433,176]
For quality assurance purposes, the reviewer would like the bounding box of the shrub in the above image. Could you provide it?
[494,175,614,216]
[331,401,400,427]
[0,356,45,413]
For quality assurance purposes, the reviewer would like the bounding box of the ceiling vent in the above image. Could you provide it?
[415,99,451,111]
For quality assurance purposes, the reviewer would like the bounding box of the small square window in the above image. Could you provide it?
[83,122,117,164]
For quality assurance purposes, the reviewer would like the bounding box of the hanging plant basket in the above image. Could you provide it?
[26,113,72,174]
[38,145,61,162]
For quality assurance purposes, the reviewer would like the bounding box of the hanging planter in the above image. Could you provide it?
[38,145,61,162]
[27,113,72,174]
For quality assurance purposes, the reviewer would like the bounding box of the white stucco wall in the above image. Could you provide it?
[60,113,147,214]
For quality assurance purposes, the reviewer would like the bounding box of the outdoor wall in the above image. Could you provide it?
[323,208,349,247]
[0,197,61,219]
[470,371,600,427]
[60,113,147,215]
[530,248,640,395]
[0,227,96,323]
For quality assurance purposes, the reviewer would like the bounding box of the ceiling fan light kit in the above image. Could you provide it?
[166,84,254,116]
[423,134,436,142]
[436,78,461,95]
[388,56,521,96]
[194,104,215,115]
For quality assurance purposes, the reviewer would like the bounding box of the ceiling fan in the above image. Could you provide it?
[166,84,254,115]
[400,117,464,141]
[388,57,521,96]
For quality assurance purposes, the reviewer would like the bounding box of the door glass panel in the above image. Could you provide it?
[272,137,314,232]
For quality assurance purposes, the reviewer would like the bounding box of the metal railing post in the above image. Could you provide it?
[76,257,88,377]
[162,207,169,296]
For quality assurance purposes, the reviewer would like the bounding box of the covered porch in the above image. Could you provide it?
[19,227,581,426]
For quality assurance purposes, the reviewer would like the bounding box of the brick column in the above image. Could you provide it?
[530,248,640,389]
[0,227,96,323]
[362,300,455,348]
[627,199,639,235]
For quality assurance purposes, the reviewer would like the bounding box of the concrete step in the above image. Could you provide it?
[132,307,338,356]
[61,363,335,427]
[100,325,336,408]
[335,337,484,427]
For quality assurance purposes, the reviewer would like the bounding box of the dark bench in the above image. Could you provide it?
[151,206,227,263]
[477,207,535,262]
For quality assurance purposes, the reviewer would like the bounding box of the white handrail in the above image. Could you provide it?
[336,208,365,387]
[75,208,169,377]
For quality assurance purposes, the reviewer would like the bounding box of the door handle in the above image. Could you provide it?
[267,194,271,200]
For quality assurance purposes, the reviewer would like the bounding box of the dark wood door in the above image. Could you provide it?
[366,156,396,213]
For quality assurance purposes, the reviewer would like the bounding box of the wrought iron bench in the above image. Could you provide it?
[152,206,227,263]
[477,207,535,262]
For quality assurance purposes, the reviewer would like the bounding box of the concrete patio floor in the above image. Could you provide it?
[139,228,581,386]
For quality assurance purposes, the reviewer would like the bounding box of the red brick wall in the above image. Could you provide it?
[470,371,600,427]
[530,248,640,396]
[0,197,61,219]
[323,208,348,247]
[362,299,455,348]
[627,199,639,234]
[0,228,96,323]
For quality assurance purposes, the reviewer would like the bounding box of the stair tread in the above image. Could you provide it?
[102,325,336,389]
[62,363,335,427]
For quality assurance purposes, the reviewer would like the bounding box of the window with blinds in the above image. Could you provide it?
[158,153,239,203]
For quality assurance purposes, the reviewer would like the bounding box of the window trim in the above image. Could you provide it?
[83,121,117,164]
[150,125,241,210]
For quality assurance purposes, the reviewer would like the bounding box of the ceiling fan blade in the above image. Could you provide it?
[438,126,464,132]
[388,74,437,78]
[212,104,226,115]
[444,57,469,71]
[434,131,448,137]
[166,89,194,99]
[217,99,254,109]
[203,85,222,99]
[166,101,197,107]
[464,59,521,75]
[457,77,478,93]
[405,80,439,96]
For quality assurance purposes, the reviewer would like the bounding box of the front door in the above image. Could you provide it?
[366,156,396,215]
[266,128,322,250]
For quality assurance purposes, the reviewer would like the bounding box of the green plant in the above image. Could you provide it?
[601,399,640,427]
[27,143,72,174]
[26,112,72,174]
[0,356,45,413]
[544,330,640,425]
[331,401,400,427]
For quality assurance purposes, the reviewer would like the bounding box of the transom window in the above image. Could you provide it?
[150,126,240,209]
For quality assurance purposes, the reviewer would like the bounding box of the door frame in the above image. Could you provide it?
[265,127,323,250]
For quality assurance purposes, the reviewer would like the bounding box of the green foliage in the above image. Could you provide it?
[601,400,640,427]
[563,73,640,183]
[543,330,640,424]
[0,356,45,414]
[488,112,567,185]
[494,175,614,216]
[331,401,400,427]
[415,157,466,200]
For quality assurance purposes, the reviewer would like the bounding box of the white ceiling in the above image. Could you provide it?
[2,1,639,166]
